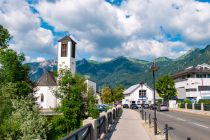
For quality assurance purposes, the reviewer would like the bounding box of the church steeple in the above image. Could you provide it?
[58,35,76,74]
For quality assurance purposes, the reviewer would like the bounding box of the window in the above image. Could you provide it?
[139,90,146,98]
[41,94,44,102]
[61,43,67,57]
[71,42,76,58]
[198,86,210,91]
[186,88,197,92]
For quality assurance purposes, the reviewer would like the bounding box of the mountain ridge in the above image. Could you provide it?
[28,45,210,88]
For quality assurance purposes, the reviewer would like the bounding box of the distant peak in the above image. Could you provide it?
[155,57,172,62]
[176,48,199,60]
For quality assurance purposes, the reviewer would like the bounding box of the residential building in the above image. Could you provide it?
[122,83,160,106]
[172,63,210,102]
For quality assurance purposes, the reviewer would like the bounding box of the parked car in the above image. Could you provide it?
[149,104,157,110]
[157,104,169,111]
[143,104,150,109]
[130,103,138,109]
[123,104,129,108]
[97,105,106,112]
[137,104,141,108]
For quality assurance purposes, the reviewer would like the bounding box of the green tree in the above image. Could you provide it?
[0,25,11,48]
[53,69,86,138]
[87,87,99,118]
[1,95,50,139]
[0,25,49,139]
[113,85,124,102]
[101,86,113,104]
[156,75,177,102]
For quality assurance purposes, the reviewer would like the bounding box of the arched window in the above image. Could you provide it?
[41,94,44,102]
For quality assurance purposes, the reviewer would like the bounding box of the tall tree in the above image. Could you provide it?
[101,86,113,104]
[0,25,49,139]
[113,85,124,102]
[156,75,177,102]
[53,69,86,138]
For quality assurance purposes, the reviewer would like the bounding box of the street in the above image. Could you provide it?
[139,109,210,140]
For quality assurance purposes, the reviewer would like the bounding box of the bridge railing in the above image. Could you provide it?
[61,123,92,140]
[62,106,122,140]
[97,115,106,139]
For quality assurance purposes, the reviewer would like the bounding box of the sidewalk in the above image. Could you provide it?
[170,108,210,117]
[106,109,151,140]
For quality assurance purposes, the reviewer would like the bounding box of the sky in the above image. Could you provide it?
[1,0,210,62]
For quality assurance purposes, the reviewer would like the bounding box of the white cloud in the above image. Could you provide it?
[34,0,210,61]
[2,0,210,61]
[25,56,46,63]
[0,0,55,57]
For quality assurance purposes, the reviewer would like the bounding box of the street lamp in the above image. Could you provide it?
[140,82,144,120]
[150,62,158,135]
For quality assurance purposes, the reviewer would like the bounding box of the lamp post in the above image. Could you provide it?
[151,62,158,135]
[140,82,144,120]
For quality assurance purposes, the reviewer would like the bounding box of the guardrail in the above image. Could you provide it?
[97,116,106,139]
[61,124,92,140]
[62,106,122,140]
[204,104,210,111]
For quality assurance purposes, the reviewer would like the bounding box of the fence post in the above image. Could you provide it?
[145,112,146,123]
[201,103,204,111]
[149,114,151,126]
[165,124,168,140]
[185,103,188,109]
[83,117,97,140]
[100,112,108,133]
[192,103,195,110]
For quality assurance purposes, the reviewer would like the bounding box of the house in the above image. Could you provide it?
[172,63,210,102]
[34,35,97,110]
[122,83,160,106]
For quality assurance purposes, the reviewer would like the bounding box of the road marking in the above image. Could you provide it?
[192,122,209,129]
[176,117,186,121]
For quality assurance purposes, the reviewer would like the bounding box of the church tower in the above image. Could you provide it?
[58,36,76,74]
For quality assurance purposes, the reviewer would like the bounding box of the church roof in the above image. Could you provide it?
[58,35,77,44]
[37,71,57,86]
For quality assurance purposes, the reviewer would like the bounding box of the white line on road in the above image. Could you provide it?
[176,117,186,121]
[192,122,209,129]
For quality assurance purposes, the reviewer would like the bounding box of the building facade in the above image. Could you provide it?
[122,83,160,106]
[172,63,210,102]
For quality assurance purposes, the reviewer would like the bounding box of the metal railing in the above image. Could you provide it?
[179,103,185,108]
[204,104,210,111]
[194,104,201,110]
[62,107,122,140]
[97,115,106,139]
[107,112,112,126]
[187,104,192,109]
[61,123,92,140]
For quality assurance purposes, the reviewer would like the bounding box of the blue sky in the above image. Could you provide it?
[1,0,210,62]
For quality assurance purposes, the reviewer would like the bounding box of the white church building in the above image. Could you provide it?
[34,36,98,110]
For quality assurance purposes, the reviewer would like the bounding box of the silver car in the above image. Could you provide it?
[157,104,169,111]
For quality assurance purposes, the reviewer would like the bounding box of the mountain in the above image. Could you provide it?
[28,45,210,88]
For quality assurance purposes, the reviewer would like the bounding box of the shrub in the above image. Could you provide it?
[198,99,210,104]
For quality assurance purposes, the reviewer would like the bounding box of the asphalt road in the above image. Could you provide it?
[138,109,210,140]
